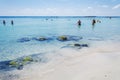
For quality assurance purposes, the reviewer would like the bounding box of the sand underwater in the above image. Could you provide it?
[0,16,120,80]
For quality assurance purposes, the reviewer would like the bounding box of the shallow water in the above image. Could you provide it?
[0,16,120,80]
[0,17,120,61]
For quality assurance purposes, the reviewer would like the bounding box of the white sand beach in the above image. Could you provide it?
[12,40,120,80]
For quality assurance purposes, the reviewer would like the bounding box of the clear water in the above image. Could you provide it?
[0,17,120,61]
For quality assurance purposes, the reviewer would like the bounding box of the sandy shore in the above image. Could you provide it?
[8,40,118,80]
[0,40,120,80]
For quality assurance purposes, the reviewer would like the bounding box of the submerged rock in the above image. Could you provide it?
[61,43,89,49]
[0,60,12,71]
[74,43,88,47]
[0,56,33,71]
[17,64,23,70]
[33,36,53,42]
[81,44,88,47]
[22,56,33,65]
[9,60,24,70]
[9,60,18,67]
[74,44,81,46]
[17,37,31,42]
[17,35,82,42]
[0,53,46,71]
[23,56,33,62]
[57,35,82,41]
[34,37,47,41]
[57,35,68,41]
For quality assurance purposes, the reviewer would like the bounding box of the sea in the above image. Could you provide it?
[0,16,120,80]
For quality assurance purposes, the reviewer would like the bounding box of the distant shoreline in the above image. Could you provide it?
[0,16,120,18]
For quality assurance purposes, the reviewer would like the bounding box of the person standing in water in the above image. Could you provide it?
[11,20,14,25]
[77,20,81,26]
[3,20,6,26]
[92,19,96,26]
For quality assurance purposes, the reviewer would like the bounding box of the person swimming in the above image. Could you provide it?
[77,20,81,26]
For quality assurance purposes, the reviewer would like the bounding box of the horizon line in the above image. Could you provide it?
[0,16,120,18]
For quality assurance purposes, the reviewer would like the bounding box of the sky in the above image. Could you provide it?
[0,0,120,16]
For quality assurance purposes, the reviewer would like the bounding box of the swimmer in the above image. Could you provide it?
[11,20,14,25]
[3,20,6,26]
[92,19,96,26]
[77,20,81,26]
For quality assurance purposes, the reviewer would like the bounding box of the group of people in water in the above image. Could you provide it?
[2,19,101,27]
[2,20,14,26]
[77,19,101,26]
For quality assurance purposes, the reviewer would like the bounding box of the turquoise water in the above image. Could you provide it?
[0,16,120,62]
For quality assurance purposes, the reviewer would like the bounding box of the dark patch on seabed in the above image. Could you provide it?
[17,35,83,43]
[0,53,47,71]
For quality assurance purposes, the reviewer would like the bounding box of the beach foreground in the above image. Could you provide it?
[1,40,119,80]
